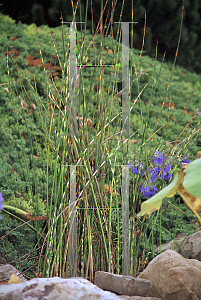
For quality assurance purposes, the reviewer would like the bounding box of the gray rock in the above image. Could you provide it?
[187,259,201,272]
[139,249,201,300]
[0,284,22,300]
[0,277,125,300]
[118,297,162,300]
[0,264,27,283]
[95,271,151,297]
[179,230,201,260]
[2,230,201,300]
[154,232,188,254]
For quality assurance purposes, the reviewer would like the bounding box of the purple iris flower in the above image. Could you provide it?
[141,185,158,198]
[151,186,158,195]
[141,185,151,198]
[179,156,190,165]
[128,162,138,174]
[152,152,164,164]
[128,162,146,175]
[129,150,173,199]
[149,166,161,182]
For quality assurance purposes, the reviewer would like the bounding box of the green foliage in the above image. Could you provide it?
[142,197,199,247]
[0,13,15,24]
[0,212,42,278]
[0,11,201,278]
[137,197,199,271]
[4,191,46,216]
[2,1,201,73]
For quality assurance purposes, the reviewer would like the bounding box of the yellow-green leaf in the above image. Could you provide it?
[183,157,201,199]
[137,171,184,217]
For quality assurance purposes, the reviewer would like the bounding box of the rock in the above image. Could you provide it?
[154,230,201,262]
[0,276,127,300]
[139,249,201,300]
[117,297,162,300]
[187,259,201,272]
[178,230,201,260]
[0,265,161,300]
[154,232,188,253]
[95,271,151,296]
[2,228,201,300]
[0,264,27,283]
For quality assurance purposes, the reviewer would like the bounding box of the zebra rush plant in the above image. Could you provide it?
[1,0,201,280]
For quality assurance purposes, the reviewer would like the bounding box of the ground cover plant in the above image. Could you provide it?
[0,0,201,281]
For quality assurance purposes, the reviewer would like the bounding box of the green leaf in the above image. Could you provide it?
[137,171,184,217]
[183,157,201,199]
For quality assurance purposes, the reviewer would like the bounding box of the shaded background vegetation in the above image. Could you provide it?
[1,0,201,73]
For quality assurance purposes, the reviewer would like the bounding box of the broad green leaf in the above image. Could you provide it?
[183,157,201,199]
[137,171,184,217]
